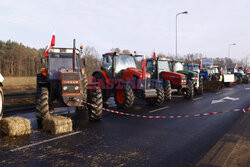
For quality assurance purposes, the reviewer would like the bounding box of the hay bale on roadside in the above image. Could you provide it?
[43,116,72,135]
[0,117,31,136]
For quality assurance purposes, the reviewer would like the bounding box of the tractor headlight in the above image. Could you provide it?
[147,74,151,79]
[191,77,196,80]
[63,86,68,90]
[75,86,79,90]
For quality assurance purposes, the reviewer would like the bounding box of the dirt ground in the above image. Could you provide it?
[2,77,36,93]
[2,77,36,108]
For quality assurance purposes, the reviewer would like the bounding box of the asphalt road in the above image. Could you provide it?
[0,84,250,167]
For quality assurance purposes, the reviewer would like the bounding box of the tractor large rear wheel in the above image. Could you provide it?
[115,85,135,109]
[164,80,172,101]
[0,87,3,120]
[36,87,50,128]
[93,73,111,103]
[184,80,194,100]
[87,87,103,121]
[146,89,165,106]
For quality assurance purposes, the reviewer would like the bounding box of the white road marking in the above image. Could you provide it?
[10,131,82,152]
[211,96,240,104]
[149,106,169,113]
[193,97,203,101]
[216,92,222,95]
[245,87,250,90]
[211,99,225,104]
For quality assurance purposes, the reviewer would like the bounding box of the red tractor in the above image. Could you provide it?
[92,52,164,109]
[145,55,190,100]
[36,39,103,127]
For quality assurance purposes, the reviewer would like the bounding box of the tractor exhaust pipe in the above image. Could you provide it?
[73,39,76,72]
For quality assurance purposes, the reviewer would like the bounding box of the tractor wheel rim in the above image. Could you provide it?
[117,90,125,104]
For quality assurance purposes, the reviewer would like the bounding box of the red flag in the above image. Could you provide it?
[142,55,146,80]
[199,59,203,69]
[220,67,223,74]
[153,52,156,60]
[45,32,56,57]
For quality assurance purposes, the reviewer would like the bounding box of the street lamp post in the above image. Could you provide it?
[176,11,188,58]
[246,54,250,67]
[228,43,236,58]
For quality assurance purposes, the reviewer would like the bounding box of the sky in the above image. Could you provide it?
[0,0,249,59]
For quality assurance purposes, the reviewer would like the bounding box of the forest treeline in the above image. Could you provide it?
[0,40,248,77]
[0,40,44,76]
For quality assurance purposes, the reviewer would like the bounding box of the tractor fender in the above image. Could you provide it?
[92,70,115,90]
[92,70,110,84]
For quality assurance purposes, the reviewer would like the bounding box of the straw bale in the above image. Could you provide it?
[43,116,72,135]
[0,117,31,136]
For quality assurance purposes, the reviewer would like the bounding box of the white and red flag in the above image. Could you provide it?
[199,59,203,69]
[45,32,55,57]
[234,64,238,69]
[220,67,223,74]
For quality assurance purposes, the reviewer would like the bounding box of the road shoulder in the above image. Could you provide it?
[196,110,250,167]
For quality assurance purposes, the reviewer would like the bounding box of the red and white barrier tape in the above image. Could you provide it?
[74,98,248,119]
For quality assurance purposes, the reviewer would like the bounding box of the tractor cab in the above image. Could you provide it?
[185,64,200,73]
[101,52,137,78]
[47,48,82,80]
[146,57,171,79]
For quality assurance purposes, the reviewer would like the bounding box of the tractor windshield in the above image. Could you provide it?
[115,54,137,73]
[158,60,170,72]
[186,66,199,72]
[173,62,184,72]
[48,54,81,79]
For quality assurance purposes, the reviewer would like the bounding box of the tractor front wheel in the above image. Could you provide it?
[115,85,135,109]
[36,87,50,128]
[146,89,164,106]
[87,87,103,121]
[184,80,194,100]
[164,80,172,101]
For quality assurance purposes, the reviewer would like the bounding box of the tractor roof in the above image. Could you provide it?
[103,52,132,56]
[49,47,80,55]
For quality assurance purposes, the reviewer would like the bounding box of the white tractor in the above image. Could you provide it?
[0,73,4,120]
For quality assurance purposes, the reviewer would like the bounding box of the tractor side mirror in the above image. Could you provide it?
[107,56,111,63]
